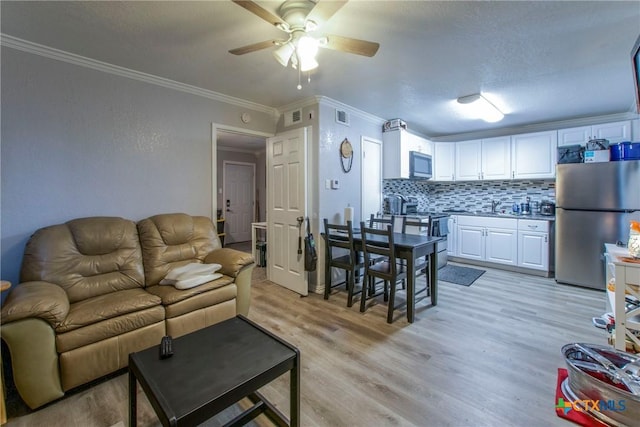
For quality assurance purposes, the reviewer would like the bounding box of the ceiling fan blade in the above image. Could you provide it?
[229,40,278,55]
[322,34,380,57]
[232,0,287,28]
[306,0,348,26]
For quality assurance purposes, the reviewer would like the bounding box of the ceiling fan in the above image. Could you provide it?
[229,0,380,72]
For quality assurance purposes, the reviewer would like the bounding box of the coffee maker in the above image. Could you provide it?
[384,195,402,215]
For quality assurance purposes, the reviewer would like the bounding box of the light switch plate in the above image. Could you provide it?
[331,179,340,189]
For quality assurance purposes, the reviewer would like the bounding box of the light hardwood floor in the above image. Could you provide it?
[4,263,608,426]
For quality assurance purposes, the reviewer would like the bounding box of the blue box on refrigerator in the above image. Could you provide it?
[623,142,640,160]
[610,143,624,161]
[610,142,640,161]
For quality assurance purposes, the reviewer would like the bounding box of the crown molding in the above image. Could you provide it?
[276,95,386,125]
[432,111,640,142]
[1,34,279,119]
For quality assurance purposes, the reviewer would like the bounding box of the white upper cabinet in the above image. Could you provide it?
[481,136,512,180]
[558,120,631,147]
[455,140,482,181]
[455,136,511,181]
[382,129,433,179]
[592,121,631,144]
[511,131,557,179]
[434,142,456,181]
[557,125,592,147]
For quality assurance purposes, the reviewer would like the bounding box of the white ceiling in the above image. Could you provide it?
[2,1,639,141]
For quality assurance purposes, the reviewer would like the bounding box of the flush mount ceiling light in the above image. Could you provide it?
[457,93,504,123]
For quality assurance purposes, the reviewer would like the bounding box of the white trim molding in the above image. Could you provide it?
[1,33,279,119]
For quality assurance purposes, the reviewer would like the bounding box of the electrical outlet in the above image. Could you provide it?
[325,179,331,189]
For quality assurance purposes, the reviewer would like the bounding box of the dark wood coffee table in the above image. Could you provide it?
[129,315,300,426]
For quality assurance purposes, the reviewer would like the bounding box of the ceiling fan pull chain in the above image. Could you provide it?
[297,64,302,90]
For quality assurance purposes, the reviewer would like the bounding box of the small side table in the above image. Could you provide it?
[251,222,267,266]
[1,281,11,425]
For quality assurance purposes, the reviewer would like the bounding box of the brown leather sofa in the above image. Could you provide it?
[0,213,254,409]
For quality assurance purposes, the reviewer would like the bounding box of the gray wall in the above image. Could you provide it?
[316,102,383,225]
[1,48,275,285]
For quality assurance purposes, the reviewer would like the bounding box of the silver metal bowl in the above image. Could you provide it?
[562,343,640,426]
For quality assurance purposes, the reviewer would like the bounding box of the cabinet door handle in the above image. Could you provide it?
[544,235,548,243]
[528,225,538,229]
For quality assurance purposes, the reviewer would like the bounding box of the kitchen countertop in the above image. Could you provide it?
[446,211,555,221]
[388,211,555,221]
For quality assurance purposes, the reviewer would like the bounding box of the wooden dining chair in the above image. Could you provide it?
[401,216,430,297]
[359,221,408,323]
[322,219,364,307]
[369,214,395,230]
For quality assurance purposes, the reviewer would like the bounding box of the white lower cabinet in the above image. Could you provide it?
[455,215,552,273]
[517,219,550,270]
[447,215,458,256]
[457,216,517,266]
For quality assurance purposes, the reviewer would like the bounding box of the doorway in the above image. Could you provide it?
[223,162,255,243]
[361,136,383,220]
[212,124,270,248]
[266,127,310,296]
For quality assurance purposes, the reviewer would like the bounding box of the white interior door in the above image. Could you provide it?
[266,127,308,296]
[223,162,255,243]
[361,137,382,221]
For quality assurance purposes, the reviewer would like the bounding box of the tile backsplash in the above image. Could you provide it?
[383,179,556,213]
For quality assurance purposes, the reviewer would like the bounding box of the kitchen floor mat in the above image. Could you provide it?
[438,264,485,286]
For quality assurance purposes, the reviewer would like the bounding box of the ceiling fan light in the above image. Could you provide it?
[297,36,319,59]
[457,93,504,122]
[299,55,318,72]
[273,42,295,67]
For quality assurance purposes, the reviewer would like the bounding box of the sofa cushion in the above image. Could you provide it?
[146,275,233,306]
[20,217,145,303]
[55,305,165,353]
[147,281,236,319]
[138,213,222,286]
[55,288,161,334]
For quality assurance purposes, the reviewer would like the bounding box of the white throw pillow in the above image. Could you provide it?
[174,273,223,290]
[160,263,222,285]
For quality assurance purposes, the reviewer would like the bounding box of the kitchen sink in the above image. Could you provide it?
[475,211,516,217]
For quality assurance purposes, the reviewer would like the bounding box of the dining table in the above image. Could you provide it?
[351,231,442,323]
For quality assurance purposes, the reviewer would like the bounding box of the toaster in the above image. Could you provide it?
[540,201,555,216]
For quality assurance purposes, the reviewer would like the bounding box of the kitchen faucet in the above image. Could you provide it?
[491,200,502,213]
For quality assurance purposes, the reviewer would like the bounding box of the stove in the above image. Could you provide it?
[414,212,450,269]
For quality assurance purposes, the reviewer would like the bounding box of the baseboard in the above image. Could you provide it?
[447,257,553,278]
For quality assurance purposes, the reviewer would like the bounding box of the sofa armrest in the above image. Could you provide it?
[1,281,70,328]
[204,248,254,278]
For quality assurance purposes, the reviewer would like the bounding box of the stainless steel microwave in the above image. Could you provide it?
[409,151,432,179]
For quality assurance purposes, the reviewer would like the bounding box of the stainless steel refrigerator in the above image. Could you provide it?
[555,160,640,290]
